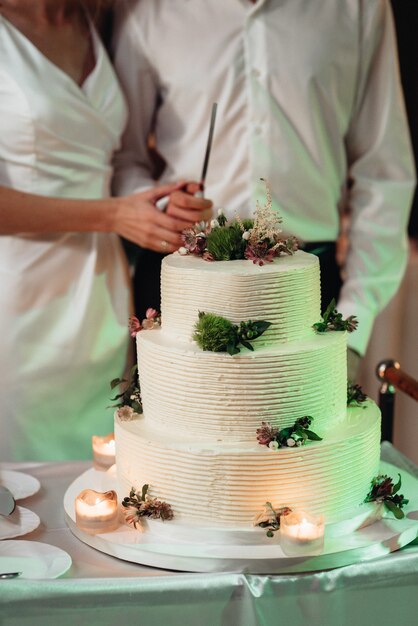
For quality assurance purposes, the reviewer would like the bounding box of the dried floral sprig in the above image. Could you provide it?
[253,502,292,537]
[256,416,322,449]
[313,299,358,334]
[129,308,161,337]
[109,364,143,416]
[243,178,285,265]
[122,484,174,529]
[347,383,368,406]
[193,311,271,355]
[364,474,409,519]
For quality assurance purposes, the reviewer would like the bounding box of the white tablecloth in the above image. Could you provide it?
[1,443,418,626]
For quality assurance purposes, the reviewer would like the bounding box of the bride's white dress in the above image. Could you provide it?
[0,16,131,460]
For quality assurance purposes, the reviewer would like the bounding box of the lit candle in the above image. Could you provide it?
[75,489,119,534]
[92,433,115,470]
[280,510,325,556]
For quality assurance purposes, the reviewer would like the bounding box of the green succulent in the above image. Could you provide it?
[193,312,237,352]
[206,224,246,261]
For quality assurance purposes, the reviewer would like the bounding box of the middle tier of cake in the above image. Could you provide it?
[137,328,347,440]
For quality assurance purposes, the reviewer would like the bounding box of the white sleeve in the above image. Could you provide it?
[111,0,159,196]
[338,0,416,356]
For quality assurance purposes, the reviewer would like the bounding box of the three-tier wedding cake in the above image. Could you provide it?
[114,248,381,536]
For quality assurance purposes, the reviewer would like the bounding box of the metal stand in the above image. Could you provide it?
[376,359,418,443]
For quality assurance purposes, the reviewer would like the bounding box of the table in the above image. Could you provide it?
[1,442,418,626]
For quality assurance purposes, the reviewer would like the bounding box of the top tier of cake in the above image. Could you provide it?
[161,250,320,345]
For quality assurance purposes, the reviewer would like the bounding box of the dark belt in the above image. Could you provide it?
[299,241,336,256]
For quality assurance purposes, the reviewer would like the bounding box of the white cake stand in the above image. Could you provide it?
[64,461,418,574]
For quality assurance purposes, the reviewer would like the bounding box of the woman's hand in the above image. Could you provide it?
[114,182,213,253]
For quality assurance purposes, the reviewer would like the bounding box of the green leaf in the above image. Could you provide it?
[110,392,125,402]
[110,377,125,389]
[392,473,402,495]
[254,321,272,334]
[129,363,138,377]
[227,342,240,356]
[240,339,254,351]
[322,298,336,323]
[384,499,405,519]
[305,430,322,441]
[312,322,327,333]
[278,427,293,441]
[141,484,149,502]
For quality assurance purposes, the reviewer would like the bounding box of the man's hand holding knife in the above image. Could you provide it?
[152,103,218,252]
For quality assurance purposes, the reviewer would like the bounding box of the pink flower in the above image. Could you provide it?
[145,308,159,320]
[129,316,142,337]
[256,421,279,446]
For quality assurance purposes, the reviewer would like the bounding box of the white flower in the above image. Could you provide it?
[217,208,225,217]
[242,231,250,240]
[117,406,136,421]
[178,247,188,256]
[286,438,296,447]
[210,219,220,229]
[268,440,279,450]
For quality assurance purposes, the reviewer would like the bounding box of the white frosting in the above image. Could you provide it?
[115,402,381,526]
[161,251,320,344]
[137,328,347,439]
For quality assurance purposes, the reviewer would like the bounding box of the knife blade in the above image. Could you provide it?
[0,572,22,579]
[156,102,218,209]
[198,101,218,194]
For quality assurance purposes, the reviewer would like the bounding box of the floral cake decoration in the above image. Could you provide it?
[347,383,368,407]
[253,502,292,537]
[193,311,271,355]
[108,309,162,421]
[256,416,322,450]
[122,484,174,529]
[109,364,143,421]
[180,178,299,266]
[129,308,161,336]
[313,298,358,334]
[364,474,409,519]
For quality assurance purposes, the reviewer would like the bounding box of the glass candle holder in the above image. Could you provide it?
[92,433,115,470]
[280,510,325,556]
[75,489,119,534]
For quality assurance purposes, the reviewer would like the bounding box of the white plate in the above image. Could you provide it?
[0,506,40,540]
[0,540,72,579]
[0,470,40,500]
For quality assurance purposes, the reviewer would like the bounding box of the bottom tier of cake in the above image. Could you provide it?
[115,401,381,529]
